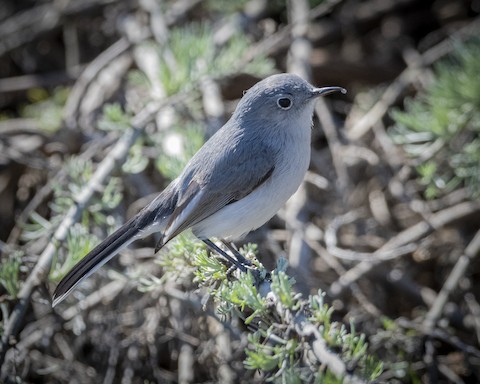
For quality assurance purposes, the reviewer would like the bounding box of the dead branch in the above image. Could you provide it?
[329,201,480,298]
[423,230,480,330]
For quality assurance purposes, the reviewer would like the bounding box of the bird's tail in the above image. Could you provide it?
[52,182,179,307]
[52,219,142,307]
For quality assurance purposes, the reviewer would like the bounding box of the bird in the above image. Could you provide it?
[52,73,345,307]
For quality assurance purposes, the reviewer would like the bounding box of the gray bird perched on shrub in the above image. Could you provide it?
[52,73,345,307]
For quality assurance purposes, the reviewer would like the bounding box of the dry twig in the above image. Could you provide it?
[330,201,480,297]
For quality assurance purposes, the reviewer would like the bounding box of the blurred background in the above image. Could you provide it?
[1,0,480,383]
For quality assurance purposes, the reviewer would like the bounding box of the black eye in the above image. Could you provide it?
[277,97,292,110]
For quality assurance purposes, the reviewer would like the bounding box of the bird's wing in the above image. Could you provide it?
[161,135,277,243]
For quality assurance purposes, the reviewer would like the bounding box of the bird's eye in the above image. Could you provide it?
[277,97,292,110]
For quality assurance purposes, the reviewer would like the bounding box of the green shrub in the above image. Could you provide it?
[391,43,480,199]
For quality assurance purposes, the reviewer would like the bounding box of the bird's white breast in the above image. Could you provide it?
[192,116,312,240]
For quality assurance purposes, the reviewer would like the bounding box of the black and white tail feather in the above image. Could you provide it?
[52,184,178,307]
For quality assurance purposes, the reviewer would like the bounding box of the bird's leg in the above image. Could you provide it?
[202,239,247,272]
[221,240,252,267]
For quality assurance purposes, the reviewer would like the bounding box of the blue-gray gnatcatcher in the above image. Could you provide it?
[52,73,345,306]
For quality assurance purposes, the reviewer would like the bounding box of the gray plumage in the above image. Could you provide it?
[52,73,345,307]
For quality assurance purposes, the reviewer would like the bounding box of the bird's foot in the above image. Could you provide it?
[202,239,253,273]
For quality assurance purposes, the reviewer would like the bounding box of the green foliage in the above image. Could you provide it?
[164,233,211,277]
[218,271,268,323]
[154,123,204,180]
[20,211,54,241]
[206,0,250,14]
[21,87,68,132]
[242,283,383,382]
[0,252,22,298]
[309,291,334,327]
[156,23,274,95]
[137,233,205,291]
[270,271,297,310]
[137,237,382,382]
[315,370,344,384]
[369,317,426,382]
[123,140,149,174]
[391,43,480,198]
[97,103,131,132]
[97,103,149,174]
[193,248,227,283]
[189,247,383,382]
[48,157,123,226]
[127,69,150,88]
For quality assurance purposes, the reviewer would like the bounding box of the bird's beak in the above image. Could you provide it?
[311,86,347,97]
